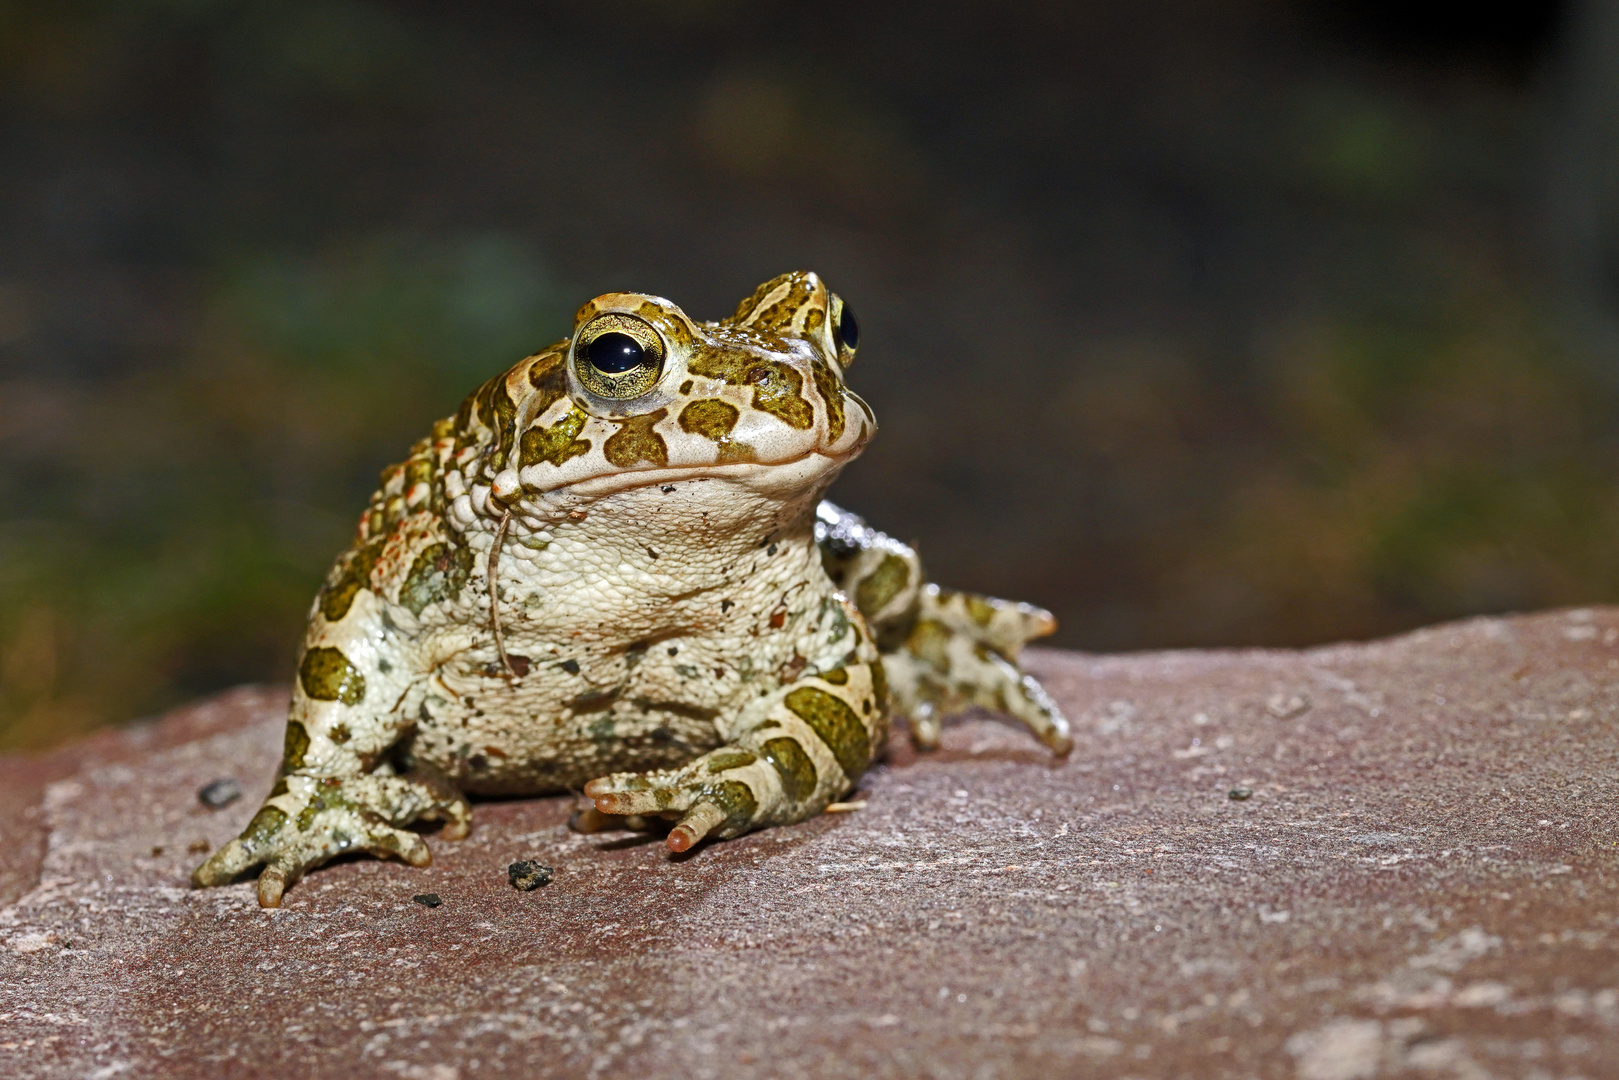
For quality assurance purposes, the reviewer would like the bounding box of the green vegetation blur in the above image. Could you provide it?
[3,0,1616,749]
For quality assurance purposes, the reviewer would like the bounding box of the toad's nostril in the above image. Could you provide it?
[587,332,645,373]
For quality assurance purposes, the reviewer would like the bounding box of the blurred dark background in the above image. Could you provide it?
[6,0,1619,749]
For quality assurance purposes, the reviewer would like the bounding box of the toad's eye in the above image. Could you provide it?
[586,332,645,374]
[830,296,859,366]
[574,315,665,399]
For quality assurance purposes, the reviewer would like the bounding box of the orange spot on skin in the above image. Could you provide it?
[667,825,698,852]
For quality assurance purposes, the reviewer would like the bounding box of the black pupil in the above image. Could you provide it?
[838,303,859,350]
[586,332,645,374]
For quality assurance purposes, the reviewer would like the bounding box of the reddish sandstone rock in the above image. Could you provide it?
[3,610,1618,1078]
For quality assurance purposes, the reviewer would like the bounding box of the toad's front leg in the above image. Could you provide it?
[193,603,470,906]
[192,763,469,906]
[585,660,890,851]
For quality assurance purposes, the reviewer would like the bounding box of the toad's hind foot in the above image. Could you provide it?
[191,768,471,907]
[584,661,889,852]
[886,585,1073,756]
[817,502,1070,757]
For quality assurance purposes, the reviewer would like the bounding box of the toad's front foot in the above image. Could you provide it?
[586,664,889,852]
[191,769,471,907]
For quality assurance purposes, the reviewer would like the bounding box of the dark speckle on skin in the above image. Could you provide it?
[572,686,623,712]
[560,659,580,675]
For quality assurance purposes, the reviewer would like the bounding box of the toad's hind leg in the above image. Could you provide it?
[585,661,889,852]
[816,500,1071,756]
[884,585,1072,755]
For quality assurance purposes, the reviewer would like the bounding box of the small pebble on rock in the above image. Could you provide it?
[413,893,443,908]
[198,778,242,809]
[508,860,553,891]
[1228,786,1253,801]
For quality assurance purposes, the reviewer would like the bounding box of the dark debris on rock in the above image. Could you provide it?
[196,777,242,809]
[507,860,552,891]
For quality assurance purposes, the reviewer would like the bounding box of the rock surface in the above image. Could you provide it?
[3,608,1619,1079]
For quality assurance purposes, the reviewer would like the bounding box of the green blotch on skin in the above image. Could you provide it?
[706,749,757,774]
[717,439,758,463]
[702,778,758,830]
[678,398,756,462]
[281,721,311,771]
[819,667,849,685]
[321,536,386,622]
[686,351,813,430]
[299,647,367,705]
[521,406,593,468]
[635,301,694,349]
[823,595,851,643]
[526,349,568,413]
[736,273,814,332]
[604,409,670,468]
[871,659,890,712]
[809,358,845,442]
[294,783,362,830]
[490,379,519,469]
[633,698,719,722]
[678,398,740,440]
[785,685,869,781]
[906,618,952,670]
[760,737,818,802]
[400,541,475,616]
[404,456,433,489]
[730,275,783,322]
[965,594,997,627]
[856,553,911,617]
[242,805,287,848]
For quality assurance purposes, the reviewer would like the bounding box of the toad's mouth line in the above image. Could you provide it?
[513,447,861,518]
